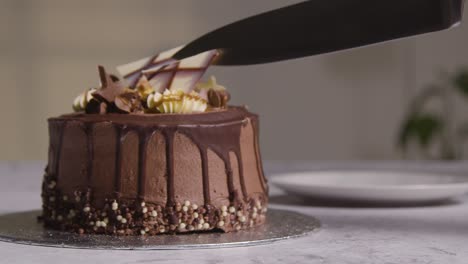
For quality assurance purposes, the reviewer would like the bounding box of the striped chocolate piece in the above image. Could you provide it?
[117,46,218,92]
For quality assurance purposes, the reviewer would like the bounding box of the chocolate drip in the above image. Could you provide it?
[113,125,123,196]
[163,129,176,206]
[224,159,235,201]
[199,148,211,204]
[180,120,247,202]
[49,122,65,177]
[234,150,248,200]
[49,107,262,205]
[84,123,94,184]
[250,118,267,193]
[137,129,151,199]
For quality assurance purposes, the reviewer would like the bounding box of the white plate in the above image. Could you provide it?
[271,170,468,204]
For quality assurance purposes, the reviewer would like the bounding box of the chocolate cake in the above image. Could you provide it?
[41,49,268,235]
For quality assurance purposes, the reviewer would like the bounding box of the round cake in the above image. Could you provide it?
[40,63,268,235]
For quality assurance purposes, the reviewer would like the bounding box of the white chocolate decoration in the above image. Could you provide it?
[117,46,218,94]
[196,76,226,91]
[72,88,96,112]
[147,89,207,114]
[195,75,226,100]
[116,46,183,88]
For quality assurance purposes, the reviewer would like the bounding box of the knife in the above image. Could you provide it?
[172,0,465,65]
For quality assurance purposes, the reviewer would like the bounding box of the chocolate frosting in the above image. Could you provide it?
[47,106,268,207]
[42,106,268,235]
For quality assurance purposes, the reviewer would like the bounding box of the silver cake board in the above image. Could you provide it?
[0,209,320,250]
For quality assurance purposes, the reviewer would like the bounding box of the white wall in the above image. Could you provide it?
[0,0,467,160]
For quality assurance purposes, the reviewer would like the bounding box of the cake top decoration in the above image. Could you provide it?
[72,47,230,114]
[146,89,207,114]
[116,46,218,92]
[116,46,183,88]
[74,66,144,114]
[92,66,126,104]
[196,76,230,109]
[72,88,96,112]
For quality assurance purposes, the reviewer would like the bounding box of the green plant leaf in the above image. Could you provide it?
[454,69,468,97]
[398,113,443,150]
[399,116,416,148]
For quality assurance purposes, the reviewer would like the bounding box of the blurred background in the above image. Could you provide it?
[0,0,467,161]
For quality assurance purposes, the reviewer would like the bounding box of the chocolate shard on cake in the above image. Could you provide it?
[41,47,268,235]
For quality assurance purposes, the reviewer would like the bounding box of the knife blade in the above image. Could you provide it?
[173,0,465,65]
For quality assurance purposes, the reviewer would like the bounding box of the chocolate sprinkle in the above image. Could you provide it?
[40,176,267,235]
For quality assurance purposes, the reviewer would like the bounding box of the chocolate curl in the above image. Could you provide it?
[87,65,146,114]
[98,65,109,87]
[92,65,126,104]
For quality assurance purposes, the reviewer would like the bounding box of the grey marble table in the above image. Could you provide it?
[1,161,468,264]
